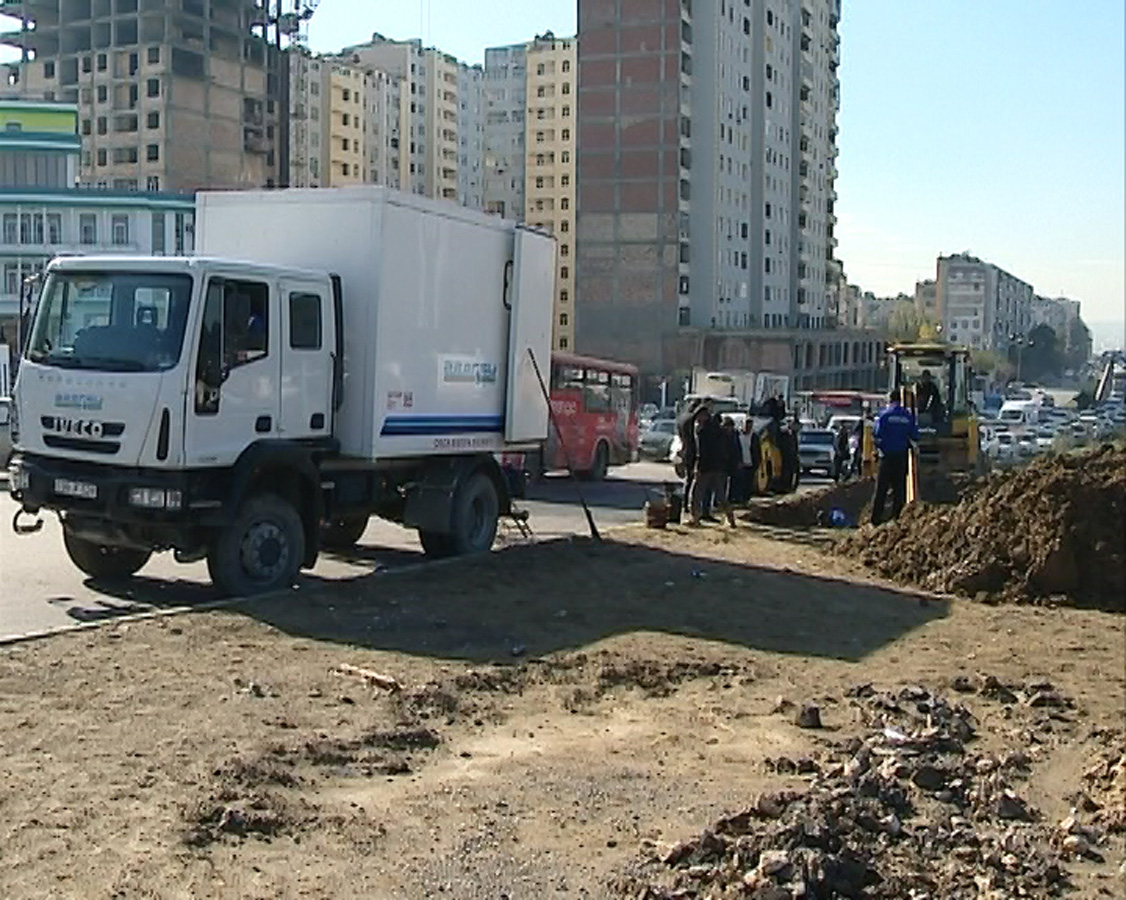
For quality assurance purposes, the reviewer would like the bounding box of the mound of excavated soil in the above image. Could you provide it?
[843,444,1126,610]
[745,472,972,529]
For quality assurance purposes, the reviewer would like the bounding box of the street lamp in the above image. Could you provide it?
[1008,331,1035,384]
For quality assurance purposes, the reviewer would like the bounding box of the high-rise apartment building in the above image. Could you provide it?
[457,63,485,210]
[289,51,400,190]
[482,42,528,219]
[343,35,479,204]
[1,0,276,193]
[523,34,577,351]
[576,0,842,376]
[937,253,1033,351]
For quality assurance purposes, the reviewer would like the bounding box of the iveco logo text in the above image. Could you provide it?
[54,393,103,411]
[48,418,105,438]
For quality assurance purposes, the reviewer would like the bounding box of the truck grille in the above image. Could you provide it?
[43,435,121,455]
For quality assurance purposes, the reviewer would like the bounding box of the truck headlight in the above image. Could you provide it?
[10,466,29,492]
[128,487,183,510]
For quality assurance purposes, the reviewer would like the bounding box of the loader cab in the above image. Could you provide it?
[887,342,981,474]
[887,343,972,434]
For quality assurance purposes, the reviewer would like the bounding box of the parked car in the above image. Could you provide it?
[0,396,11,468]
[798,428,836,476]
[991,431,1018,462]
[639,418,678,460]
[1034,427,1056,452]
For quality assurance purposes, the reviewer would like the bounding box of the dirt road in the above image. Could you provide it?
[1,525,1122,899]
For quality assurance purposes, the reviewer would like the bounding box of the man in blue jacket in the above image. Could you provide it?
[871,388,919,525]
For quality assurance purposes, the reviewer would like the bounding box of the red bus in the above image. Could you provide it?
[542,351,640,480]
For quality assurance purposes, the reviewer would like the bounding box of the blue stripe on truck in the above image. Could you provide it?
[380,414,506,436]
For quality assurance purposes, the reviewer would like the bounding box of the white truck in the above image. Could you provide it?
[7,187,556,596]
[689,368,791,411]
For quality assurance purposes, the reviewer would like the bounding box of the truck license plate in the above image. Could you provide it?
[54,478,98,500]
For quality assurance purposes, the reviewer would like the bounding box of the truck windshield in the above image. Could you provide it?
[26,270,193,373]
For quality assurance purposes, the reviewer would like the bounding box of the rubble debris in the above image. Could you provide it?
[794,704,823,729]
[613,682,1106,899]
[333,663,402,693]
[842,445,1126,611]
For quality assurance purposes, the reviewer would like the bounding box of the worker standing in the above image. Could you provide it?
[870,388,919,525]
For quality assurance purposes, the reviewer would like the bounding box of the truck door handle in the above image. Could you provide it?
[255,415,272,433]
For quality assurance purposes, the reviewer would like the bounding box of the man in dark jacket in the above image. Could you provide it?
[719,417,741,524]
[678,401,704,506]
[688,410,726,525]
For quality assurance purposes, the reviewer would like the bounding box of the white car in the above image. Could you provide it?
[990,432,1018,462]
[798,428,837,476]
[1034,428,1056,452]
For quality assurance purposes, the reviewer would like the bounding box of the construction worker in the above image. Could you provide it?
[870,388,919,525]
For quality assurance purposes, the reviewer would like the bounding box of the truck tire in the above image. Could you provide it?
[207,494,305,597]
[320,515,369,550]
[63,527,151,580]
[448,471,500,556]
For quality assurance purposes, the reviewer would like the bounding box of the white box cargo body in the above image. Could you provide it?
[196,186,555,461]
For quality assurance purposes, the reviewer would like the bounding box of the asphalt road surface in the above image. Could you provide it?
[0,462,683,641]
[0,461,830,641]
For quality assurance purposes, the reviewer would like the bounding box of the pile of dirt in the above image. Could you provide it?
[614,680,1110,899]
[745,472,974,529]
[842,444,1126,610]
[745,478,876,528]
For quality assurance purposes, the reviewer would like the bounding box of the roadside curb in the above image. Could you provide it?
[0,525,642,649]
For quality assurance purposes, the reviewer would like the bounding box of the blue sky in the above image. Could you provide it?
[307,0,1124,338]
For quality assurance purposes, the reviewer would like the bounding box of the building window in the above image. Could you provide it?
[147,144,159,161]
[560,266,569,279]
[342,137,349,151]
[342,88,351,101]
[535,176,544,188]
[561,128,570,140]
[558,336,568,349]
[97,117,107,135]
[559,312,569,327]
[560,289,569,303]
[342,163,350,176]
[561,174,570,186]
[97,148,107,167]
[2,214,16,245]
[147,111,160,129]
[147,78,160,97]
[148,46,160,64]
[112,214,129,246]
[342,112,350,125]
[80,214,97,245]
[560,220,569,233]
[560,244,569,257]
[560,198,569,210]
[43,61,56,78]
[147,175,160,192]
[81,119,91,136]
[47,213,62,244]
[562,60,570,73]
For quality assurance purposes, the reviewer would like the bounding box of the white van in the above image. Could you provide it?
[998,400,1040,428]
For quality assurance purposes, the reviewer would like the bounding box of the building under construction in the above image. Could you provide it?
[0,0,282,192]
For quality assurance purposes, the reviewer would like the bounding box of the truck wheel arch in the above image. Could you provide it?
[228,441,325,569]
[403,453,512,537]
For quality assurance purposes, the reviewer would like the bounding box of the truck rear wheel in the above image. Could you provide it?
[63,527,151,580]
[320,515,369,551]
[587,442,610,482]
[207,494,305,597]
[449,471,500,556]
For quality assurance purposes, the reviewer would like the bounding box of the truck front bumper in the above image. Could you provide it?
[8,453,225,549]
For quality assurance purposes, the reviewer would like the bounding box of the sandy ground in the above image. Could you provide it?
[0,523,1122,899]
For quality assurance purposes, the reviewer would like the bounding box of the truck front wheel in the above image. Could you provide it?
[63,527,151,580]
[207,494,305,597]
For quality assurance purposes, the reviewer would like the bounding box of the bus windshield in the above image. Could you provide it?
[27,270,194,373]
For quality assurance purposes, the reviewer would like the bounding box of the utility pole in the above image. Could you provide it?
[275,0,291,188]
